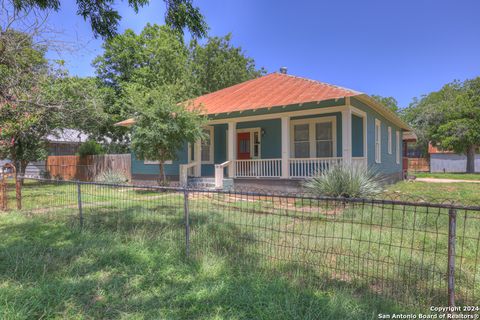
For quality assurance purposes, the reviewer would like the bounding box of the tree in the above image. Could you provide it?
[189,33,266,95]
[10,0,207,39]
[404,78,480,173]
[93,25,265,151]
[128,85,205,183]
[371,95,400,113]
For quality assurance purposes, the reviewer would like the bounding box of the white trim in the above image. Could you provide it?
[207,105,348,125]
[201,126,215,164]
[281,116,290,179]
[236,127,262,159]
[290,116,337,158]
[144,159,172,165]
[375,119,382,164]
[341,108,352,165]
[387,126,392,154]
[396,130,400,164]
[227,122,236,177]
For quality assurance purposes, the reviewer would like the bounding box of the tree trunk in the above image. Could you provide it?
[19,160,28,186]
[466,145,476,173]
[158,161,166,185]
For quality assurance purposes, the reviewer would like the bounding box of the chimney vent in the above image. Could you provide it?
[279,66,287,74]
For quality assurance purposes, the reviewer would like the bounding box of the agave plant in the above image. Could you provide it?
[303,163,383,198]
[95,170,129,184]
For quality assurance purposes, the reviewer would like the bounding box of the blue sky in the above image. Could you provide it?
[45,0,480,108]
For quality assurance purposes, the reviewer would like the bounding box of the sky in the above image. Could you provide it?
[43,0,480,108]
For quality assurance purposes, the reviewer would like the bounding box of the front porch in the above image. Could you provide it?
[180,102,368,188]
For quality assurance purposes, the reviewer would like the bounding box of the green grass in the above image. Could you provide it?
[384,181,480,204]
[412,172,480,181]
[1,179,479,318]
[0,211,408,319]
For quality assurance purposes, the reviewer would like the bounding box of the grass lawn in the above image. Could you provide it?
[384,180,480,205]
[412,172,480,181]
[1,179,479,319]
[0,212,408,320]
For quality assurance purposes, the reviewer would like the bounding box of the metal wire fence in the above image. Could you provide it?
[7,177,480,309]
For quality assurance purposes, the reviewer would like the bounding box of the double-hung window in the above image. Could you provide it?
[315,122,333,157]
[201,126,214,164]
[375,119,382,163]
[387,126,392,154]
[293,124,310,158]
[292,117,335,158]
[396,131,400,164]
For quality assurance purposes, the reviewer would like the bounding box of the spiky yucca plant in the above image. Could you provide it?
[95,170,129,184]
[303,164,383,198]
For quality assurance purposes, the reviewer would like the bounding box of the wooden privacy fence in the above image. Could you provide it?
[407,157,430,172]
[46,154,131,181]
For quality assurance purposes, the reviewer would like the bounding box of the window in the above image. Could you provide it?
[388,126,392,154]
[315,122,333,157]
[375,119,381,163]
[201,126,214,163]
[293,124,310,158]
[253,131,260,158]
[396,131,400,164]
[291,117,336,158]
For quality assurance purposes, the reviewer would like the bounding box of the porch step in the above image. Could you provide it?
[187,177,234,190]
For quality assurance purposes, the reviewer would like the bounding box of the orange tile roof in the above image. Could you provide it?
[190,72,361,114]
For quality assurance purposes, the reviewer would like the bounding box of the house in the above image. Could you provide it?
[117,70,411,190]
[402,132,430,173]
[429,144,480,173]
[1,129,90,177]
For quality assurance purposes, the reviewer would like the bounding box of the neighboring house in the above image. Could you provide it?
[429,144,480,173]
[1,129,89,176]
[117,71,411,190]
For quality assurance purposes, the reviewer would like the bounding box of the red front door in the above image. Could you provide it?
[237,132,251,159]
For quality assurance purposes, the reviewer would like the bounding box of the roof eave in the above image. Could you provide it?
[354,94,412,131]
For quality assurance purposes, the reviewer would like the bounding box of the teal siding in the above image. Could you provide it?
[351,98,402,174]
[202,124,227,176]
[352,114,364,157]
[131,143,188,176]
[237,119,282,158]
[131,98,403,178]
[290,112,343,157]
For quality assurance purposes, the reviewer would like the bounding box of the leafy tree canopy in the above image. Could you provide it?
[10,0,207,39]
[403,77,480,172]
[128,84,206,182]
[371,94,400,113]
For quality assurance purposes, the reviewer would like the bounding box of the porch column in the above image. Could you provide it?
[342,107,352,165]
[227,122,236,177]
[281,116,290,178]
[194,139,202,177]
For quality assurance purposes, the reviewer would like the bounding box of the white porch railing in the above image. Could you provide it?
[234,159,282,178]
[179,161,198,187]
[214,160,231,189]
[288,157,343,178]
[352,157,368,169]
[215,157,368,181]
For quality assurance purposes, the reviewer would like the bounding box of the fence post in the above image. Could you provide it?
[77,182,84,230]
[447,208,457,307]
[15,176,22,210]
[183,187,190,258]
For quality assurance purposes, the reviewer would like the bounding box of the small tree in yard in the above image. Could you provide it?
[130,87,205,184]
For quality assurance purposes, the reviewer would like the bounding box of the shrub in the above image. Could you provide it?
[78,140,104,157]
[303,164,383,198]
[95,170,129,184]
